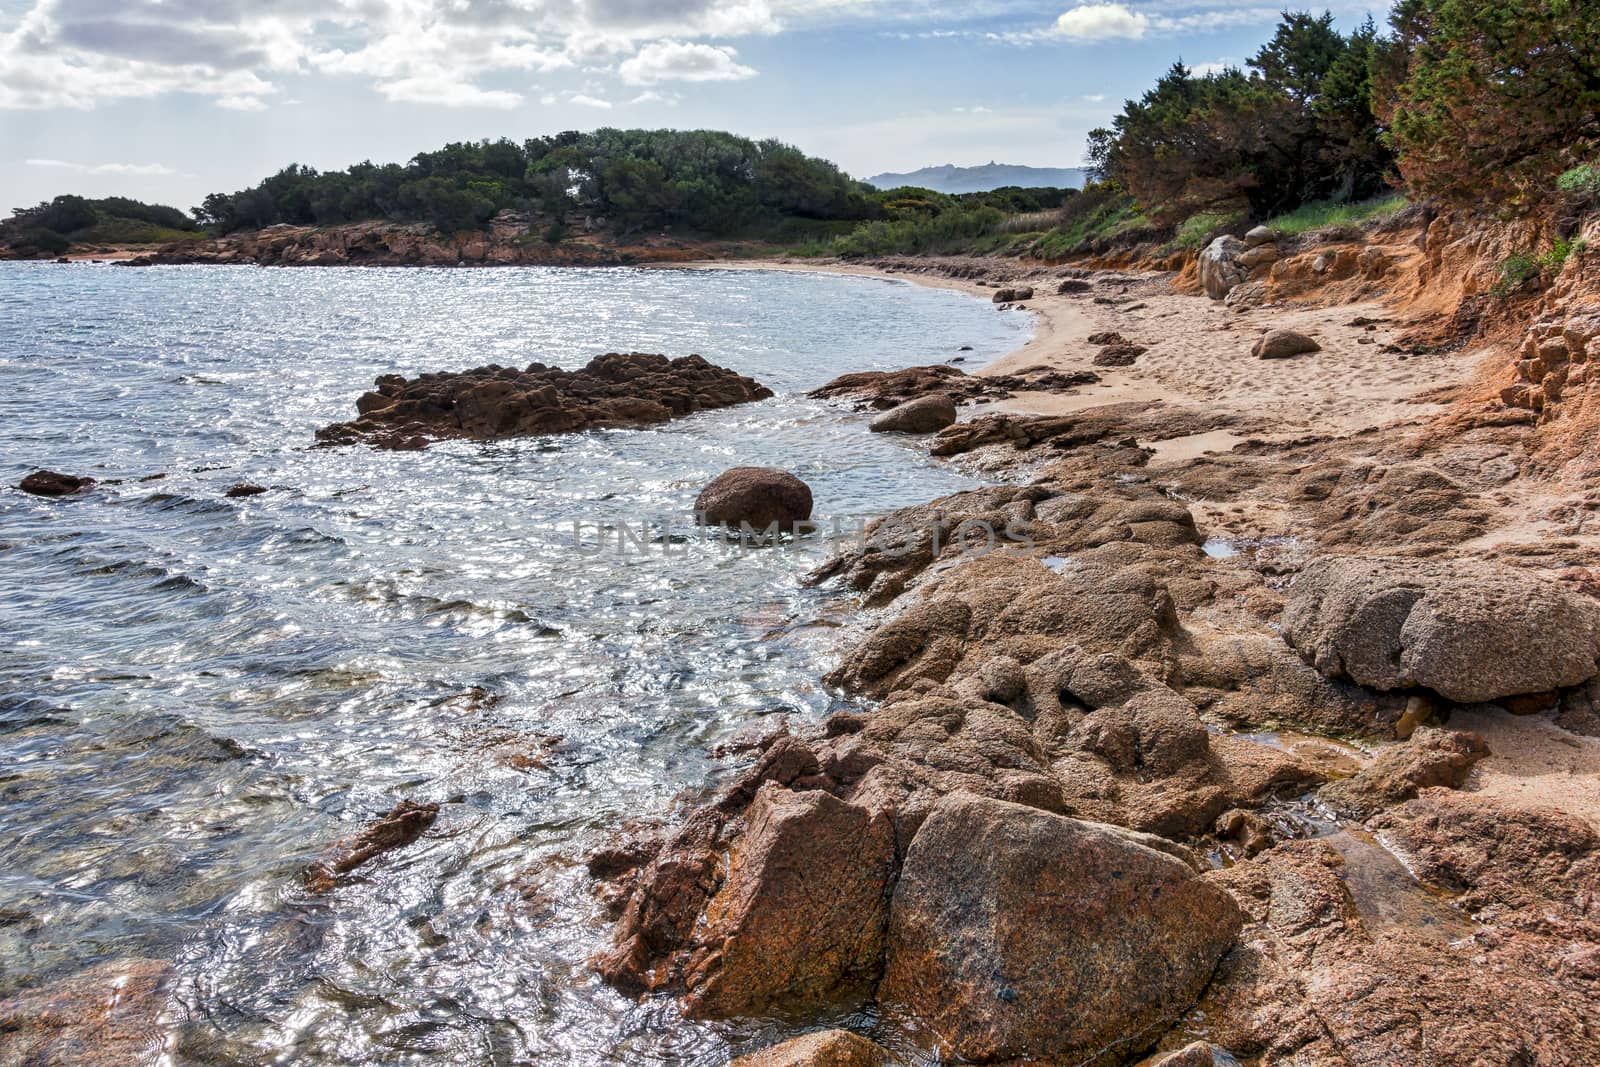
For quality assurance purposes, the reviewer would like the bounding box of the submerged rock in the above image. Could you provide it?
[305,799,439,890]
[880,794,1242,1065]
[0,958,177,1067]
[695,467,814,532]
[224,482,267,498]
[868,393,958,433]
[18,470,96,497]
[1282,556,1600,702]
[316,352,772,447]
[731,1030,889,1067]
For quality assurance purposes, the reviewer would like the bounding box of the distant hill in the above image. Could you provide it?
[865,163,1089,194]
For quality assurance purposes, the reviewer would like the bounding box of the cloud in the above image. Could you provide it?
[1045,4,1149,41]
[629,89,681,105]
[567,92,614,108]
[1083,93,1105,102]
[0,0,793,111]
[1190,57,1239,77]
[26,158,178,176]
[618,40,756,85]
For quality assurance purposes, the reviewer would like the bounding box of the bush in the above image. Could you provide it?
[1558,163,1600,203]
[1492,253,1539,298]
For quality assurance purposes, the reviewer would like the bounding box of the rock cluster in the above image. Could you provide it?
[1501,305,1599,416]
[809,364,1097,411]
[316,353,772,448]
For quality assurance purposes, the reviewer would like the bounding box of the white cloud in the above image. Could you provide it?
[568,92,614,108]
[26,158,178,176]
[618,40,756,85]
[629,89,681,105]
[1083,93,1105,102]
[1046,4,1149,41]
[1190,57,1239,77]
[374,75,523,109]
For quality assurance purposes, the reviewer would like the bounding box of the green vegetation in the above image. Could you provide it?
[1385,0,1600,207]
[0,194,199,254]
[1175,211,1246,250]
[1260,194,1408,236]
[1559,164,1600,204]
[1491,253,1540,298]
[195,129,878,237]
[1088,13,1393,225]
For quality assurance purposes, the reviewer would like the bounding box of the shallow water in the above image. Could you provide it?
[0,262,1030,1063]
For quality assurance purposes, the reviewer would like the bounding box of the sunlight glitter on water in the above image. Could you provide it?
[0,262,1029,1064]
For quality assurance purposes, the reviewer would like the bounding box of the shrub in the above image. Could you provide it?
[1558,163,1600,203]
[1262,194,1408,236]
[1491,253,1539,298]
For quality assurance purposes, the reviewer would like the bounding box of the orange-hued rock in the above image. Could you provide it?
[879,794,1242,1065]
[730,1030,889,1067]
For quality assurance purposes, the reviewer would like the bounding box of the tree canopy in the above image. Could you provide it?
[194,129,879,236]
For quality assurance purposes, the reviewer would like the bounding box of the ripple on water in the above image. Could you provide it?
[0,262,1032,1063]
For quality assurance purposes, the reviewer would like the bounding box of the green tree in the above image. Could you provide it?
[1384,0,1600,205]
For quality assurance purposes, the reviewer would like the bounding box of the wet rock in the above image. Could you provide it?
[731,1030,889,1067]
[880,794,1242,1065]
[316,352,772,446]
[1200,236,1249,301]
[1282,556,1600,702]
[1251,329,1321,360]
[224,483,268,498]
[1215,808,1276,857]
[1318,727,1489,819]
[993,286,1034,303]
[868,393,958,434]
[695,467,814,532]
[0,958,177,1067]
[18,470,96,497]
[305,799,439,890]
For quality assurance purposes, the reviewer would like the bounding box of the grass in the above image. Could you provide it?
[1261,194,1408,236]
[1174,210,1246,250]
[1558,163,1600,200]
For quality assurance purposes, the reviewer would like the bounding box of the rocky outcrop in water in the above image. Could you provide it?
[18,470,96,496]
[316,353,773,449]
[305,799,438,891]
[809,364,1098,411]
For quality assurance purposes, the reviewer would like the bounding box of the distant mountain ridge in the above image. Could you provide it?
[865,163,1089,193]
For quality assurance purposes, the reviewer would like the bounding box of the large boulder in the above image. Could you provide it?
[1199,236,1249,301]
[879,794,1242,1065]
[869,393,958,433]
[695,467,814,532]
[1282,557,1600,703]
[680,784,895,1018]
[731,1030,889,1067]
[1252,329,1321,360]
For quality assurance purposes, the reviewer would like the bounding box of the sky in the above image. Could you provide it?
[0,0,1388,214]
